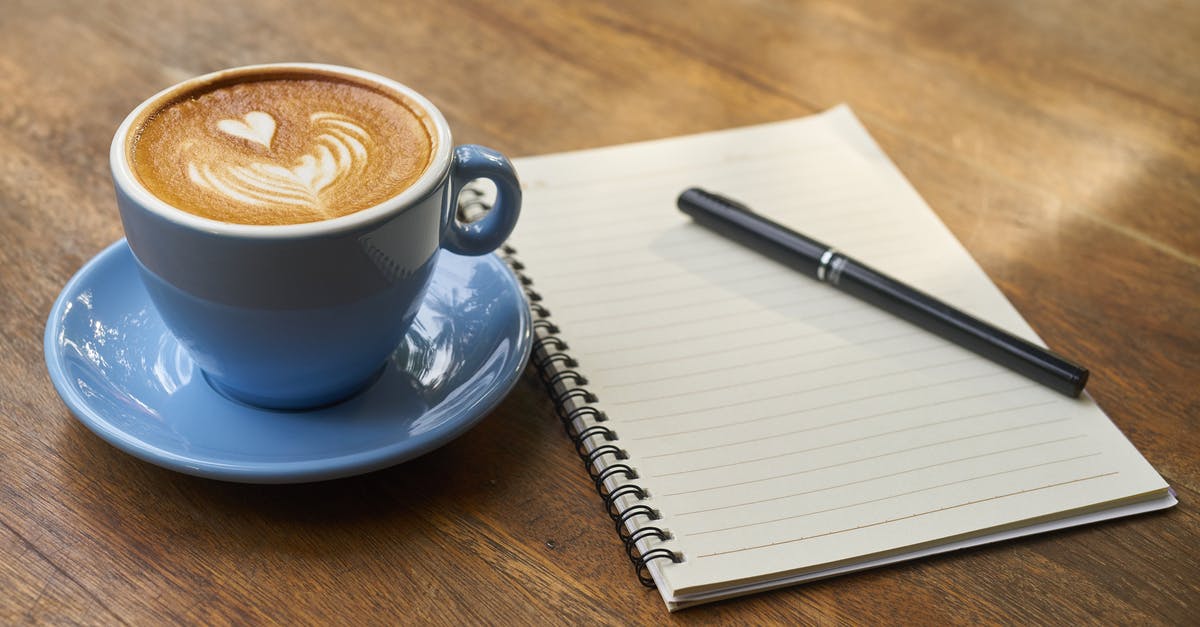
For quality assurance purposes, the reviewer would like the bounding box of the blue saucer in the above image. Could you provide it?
[44,240,532,483]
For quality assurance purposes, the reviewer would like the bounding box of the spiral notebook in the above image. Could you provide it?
[485,105,1174,610]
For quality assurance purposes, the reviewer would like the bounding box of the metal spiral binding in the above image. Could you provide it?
[602,484,647,518]
[633,548,680,587]
[494,231,681,589]
[573,425,617,457]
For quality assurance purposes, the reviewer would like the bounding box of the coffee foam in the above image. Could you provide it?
[129,74,436,225]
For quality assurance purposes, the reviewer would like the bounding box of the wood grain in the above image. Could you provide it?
[1,0,1196,623]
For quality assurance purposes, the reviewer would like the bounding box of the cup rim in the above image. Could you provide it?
[110,62,454,239]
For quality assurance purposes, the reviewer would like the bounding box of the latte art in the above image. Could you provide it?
[216,111,277,148]
[189,112,371,217]
[129,74,436,225]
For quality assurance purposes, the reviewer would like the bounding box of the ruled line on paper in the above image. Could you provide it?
[601,332,945,390]
[517,176,917,220]
[530,247,775,286]
[535,254,941,306]
[519,238,686,264]
[566,299,805,337]
[650,420,1062,495]
[518,195,918,251]
[568,301,820,340]
[693,472,1120,556]
[515,150,894,218]
[642,399,1060,470]
[567,295,872,340]
[566,282,966,353]
[537,258,945,312]
[522,215,927,267]
[691,455,1107,537]
[563,280,963,340]
[604,353,978,407]
[622,370,1008,423]
[647,411,1068,479]
[515,164,892,224]
[515,138,852,199]
[558,275,813,322]
[520,209,922,256]
[664,432,1085,510]
[609,356,989,414]
[592,324,908,376]
[673,437,1092,517]
[541,247,777,295]
[631,384,1042,443]
[586,315,900,363]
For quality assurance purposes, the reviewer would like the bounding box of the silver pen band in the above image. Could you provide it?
[817,248,837,282]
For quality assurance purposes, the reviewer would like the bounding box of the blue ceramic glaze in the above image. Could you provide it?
[110,64,522,409]
[44,240,532,483]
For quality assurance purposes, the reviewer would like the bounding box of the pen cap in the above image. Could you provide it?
[677,188,830,278]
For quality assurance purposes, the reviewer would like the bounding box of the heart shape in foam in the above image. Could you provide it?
[190,111,371,219]
[217,111,277,148]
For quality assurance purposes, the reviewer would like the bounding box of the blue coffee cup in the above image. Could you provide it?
[110,63,521,409]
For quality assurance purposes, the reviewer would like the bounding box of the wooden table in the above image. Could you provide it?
[2,1,1197,623]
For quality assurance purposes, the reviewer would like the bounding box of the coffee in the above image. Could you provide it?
[128,69,437,225]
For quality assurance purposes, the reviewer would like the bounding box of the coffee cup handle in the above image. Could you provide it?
[442,145,522,256]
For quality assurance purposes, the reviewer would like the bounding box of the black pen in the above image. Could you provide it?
[677,187,1089,398]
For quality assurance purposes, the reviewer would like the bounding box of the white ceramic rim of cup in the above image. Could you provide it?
[110,63,455,239]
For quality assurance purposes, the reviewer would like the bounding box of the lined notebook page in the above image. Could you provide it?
[508,106,1170,604]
